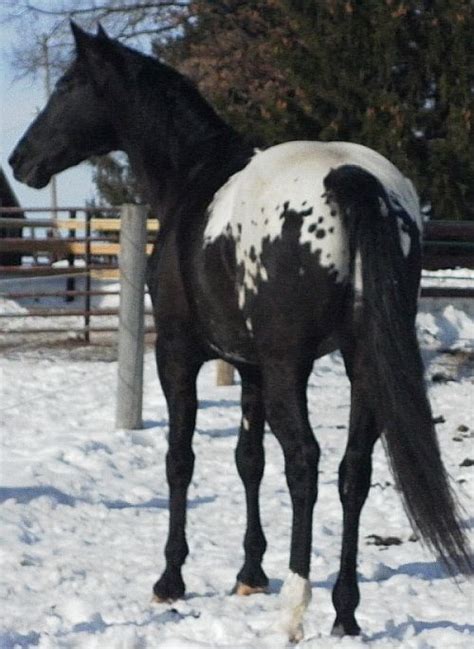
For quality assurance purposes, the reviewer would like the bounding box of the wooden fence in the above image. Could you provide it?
[1,206,473,426]
[0,208,473,342]
[0,206,158,341]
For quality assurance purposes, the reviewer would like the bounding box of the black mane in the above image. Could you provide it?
[104,40,254,221]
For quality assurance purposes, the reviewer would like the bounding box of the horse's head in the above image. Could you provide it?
[9,22,121,188]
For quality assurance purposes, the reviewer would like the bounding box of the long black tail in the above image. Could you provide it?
[324,164,472,576]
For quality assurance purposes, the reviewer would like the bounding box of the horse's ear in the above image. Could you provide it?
[70,21,94,57]
[71,20,117,89]
[97,23,109,40]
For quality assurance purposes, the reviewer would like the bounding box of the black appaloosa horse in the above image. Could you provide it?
[10,23,471,642]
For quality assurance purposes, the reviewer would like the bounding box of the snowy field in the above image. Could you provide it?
[0,279,473,648]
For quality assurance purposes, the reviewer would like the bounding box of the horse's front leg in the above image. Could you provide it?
[153,332,203,602]
[234,365,269,596]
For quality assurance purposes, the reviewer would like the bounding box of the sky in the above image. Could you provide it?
[0,3,96,210]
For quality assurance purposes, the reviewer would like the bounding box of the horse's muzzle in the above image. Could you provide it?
[9,146,50,189]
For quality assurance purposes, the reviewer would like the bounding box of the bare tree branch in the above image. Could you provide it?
[23,1,189,18]
[1,0,193,83]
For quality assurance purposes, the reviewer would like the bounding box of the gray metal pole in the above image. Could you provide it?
[115,204,148,430]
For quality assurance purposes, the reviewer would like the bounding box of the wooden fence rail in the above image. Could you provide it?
[0,208,473,343]
[1,206,473,414]
[0,205,157,341]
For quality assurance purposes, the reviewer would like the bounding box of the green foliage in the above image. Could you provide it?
[158,1,295,145]
[279,0,473,219]
[90,0,472,220]
[162,0,473,219]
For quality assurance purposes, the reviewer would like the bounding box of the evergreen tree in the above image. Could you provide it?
[17,1,469,217]
[158,1,298,144]
[162,0,473,219]
[279,0,474,219]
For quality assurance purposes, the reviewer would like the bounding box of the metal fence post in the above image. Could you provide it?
[66,209,76,302]
[115,204,148,430]
[84,210,92,342]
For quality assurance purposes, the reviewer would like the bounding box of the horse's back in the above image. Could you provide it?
[198,140,421,362]
[205,141,420,268]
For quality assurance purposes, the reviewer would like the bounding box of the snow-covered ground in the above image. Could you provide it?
[0,275,473,648]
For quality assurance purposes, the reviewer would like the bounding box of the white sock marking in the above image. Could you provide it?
[279,572,312,642]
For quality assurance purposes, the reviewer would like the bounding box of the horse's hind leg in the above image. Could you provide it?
[234,365,268,595]
[152,333,203,602]
[331,343,380,636]
[262,356,319,642]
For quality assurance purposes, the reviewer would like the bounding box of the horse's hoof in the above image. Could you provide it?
[153,568,185,603]
[331,618,361,637]
[235,565,269,594]
[233,581,269,596]
[288,626,304,644]
[151,594,175,604]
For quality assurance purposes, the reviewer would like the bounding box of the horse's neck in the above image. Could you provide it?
[119,66,254,224]
[128,130,253,228]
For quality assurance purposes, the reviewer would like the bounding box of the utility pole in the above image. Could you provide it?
[42,35,58,217]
